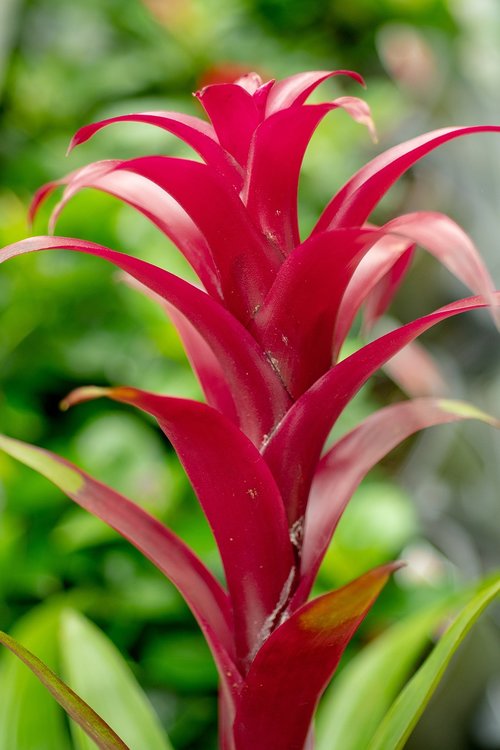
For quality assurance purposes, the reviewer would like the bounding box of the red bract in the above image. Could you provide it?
[1,69,499,749]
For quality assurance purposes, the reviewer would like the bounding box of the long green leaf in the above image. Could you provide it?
[367,576,500,750]
[0,629,130,750]
[0,604,70,750]
[60,610,173,750]
[315,600,454,750]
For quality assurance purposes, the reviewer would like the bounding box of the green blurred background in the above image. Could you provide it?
[0,0,499,748]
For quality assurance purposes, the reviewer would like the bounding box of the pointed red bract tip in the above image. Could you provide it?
[66,138,76,156]
[28,182,60,227]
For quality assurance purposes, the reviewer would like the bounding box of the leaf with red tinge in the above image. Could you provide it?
[265,69,365,114]
[314,126,500,232]
[234,563,399,750]
[0,236,291,444]
[295,399,500,604]
[0,433,238,691]
[244,100,375,253]
[264,292,500,526]
[0,630,130,750]
[62,386,295,667]
[44,154,283,319]
[115,156,282,322]
[68,111,243,188]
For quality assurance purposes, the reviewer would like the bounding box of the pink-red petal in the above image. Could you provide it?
[382,337,448,397]
[333,211,498,358]
[360,245,415,338]
[244,99,375,254]
[195,83,261,167]
[118,273,238,420]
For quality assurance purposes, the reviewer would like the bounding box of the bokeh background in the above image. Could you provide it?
[0,0,499,748]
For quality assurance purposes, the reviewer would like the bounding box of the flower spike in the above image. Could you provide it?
[2,67,499,749]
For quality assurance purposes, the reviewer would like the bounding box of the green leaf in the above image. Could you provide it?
[367,576,500,750]
[0,628,130,750]
[60,610,173,750]
[316,599,453,750]
[0,604,70,750]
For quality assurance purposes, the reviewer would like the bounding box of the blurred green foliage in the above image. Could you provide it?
[0,1,499,748]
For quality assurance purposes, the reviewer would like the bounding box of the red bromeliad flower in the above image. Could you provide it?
[1,70,499,750]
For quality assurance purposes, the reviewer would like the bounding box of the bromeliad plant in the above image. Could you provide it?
[1,69,500,750]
